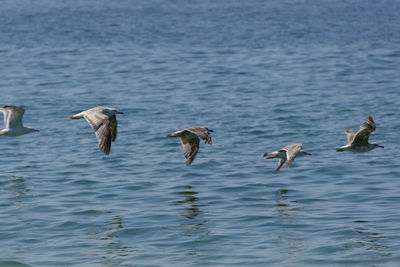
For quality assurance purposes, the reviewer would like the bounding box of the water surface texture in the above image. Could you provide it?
[1,0,400,266]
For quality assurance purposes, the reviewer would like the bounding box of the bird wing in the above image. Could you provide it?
[180,135,200,166]
[0,107,10,128]
[351,116,376,145]
[186,127,213,144]
[274,158,286,174]
[283,143,302,169]
[166,129,185,138]
[96,119,112,155]
[83,109,108,131]
[110,115,118,142]
[344,127,356,144]
[0,106,25,128]
[84,111,112,155]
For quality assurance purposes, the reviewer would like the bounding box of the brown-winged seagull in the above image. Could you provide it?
[336,116,383,152]
[70,106,123,155]
[0,106,40,136]
[166,127,213,166]
[263,143,311,174]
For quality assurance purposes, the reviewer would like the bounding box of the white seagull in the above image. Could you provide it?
[336,116,384,152]
[263,143,311,174]
[166,127,213,166]
[70,106,123,155]
[0,106,40,136]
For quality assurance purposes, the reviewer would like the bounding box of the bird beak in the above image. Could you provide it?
[117,111,124,114]
[305,152,312,155]
[378,145,384,148]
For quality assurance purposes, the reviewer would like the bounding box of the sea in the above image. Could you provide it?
[0,0,399,266]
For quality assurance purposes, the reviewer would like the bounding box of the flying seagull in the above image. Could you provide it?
[263,143,311,174]
[336,116,383,152]
[70,106,123,155]
[0,106,40,136]
[166,127,213,166]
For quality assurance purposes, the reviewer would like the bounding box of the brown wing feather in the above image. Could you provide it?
[186,127,213,144]
[180,136,200,166]
[274,158,286,174]
[95,119,112,155]
[351,116,376,145]
[344,127,356,144]
[284,143,302,169]
[110,115,117,142]
[84,112,107,132]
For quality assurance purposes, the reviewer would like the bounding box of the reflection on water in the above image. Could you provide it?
[0,174,30,198]
[177,185,202,220]
[344,221,391,258]
[86,214,135,266]
[175,185,209,257]
[273,189,304,256]
[274,189,301,218]
[0,174,31,212]
[176,185,209,236]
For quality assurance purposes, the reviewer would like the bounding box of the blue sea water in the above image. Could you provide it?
[0,0,400,266]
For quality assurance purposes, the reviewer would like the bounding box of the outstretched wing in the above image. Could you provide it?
[0,106,11,128]
[110,115,118,142]
[186,127,213,144]
[95,119,112,155]
[84,112,112,155]
[83,110,108,132]
[283,143,302,169]
[351,116,376,145]
[167,126,212,165]
[0,106,25,128]
[274,158,286,174]
[180,135,200,166]
[344,127,356,144]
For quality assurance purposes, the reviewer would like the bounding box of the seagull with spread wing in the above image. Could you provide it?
[336,116,383,152]
[166,127,213,166]
[263,143,311,174]
[70,106,123,155]
[0,106,40,136]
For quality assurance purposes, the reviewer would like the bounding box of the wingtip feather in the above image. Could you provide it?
[185,158,194,166]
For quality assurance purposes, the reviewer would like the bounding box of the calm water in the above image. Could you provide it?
[1,0,400,266]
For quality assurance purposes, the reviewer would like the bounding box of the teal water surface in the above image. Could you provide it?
[1,0,400,266]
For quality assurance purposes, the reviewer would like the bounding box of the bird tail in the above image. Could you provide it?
[336,147,345,152]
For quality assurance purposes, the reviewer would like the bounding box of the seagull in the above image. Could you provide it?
[263,143,311,174]
[0,106,40,136]
[166,127,213,166]
[336,116,384,152]
[70,106,123,155]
